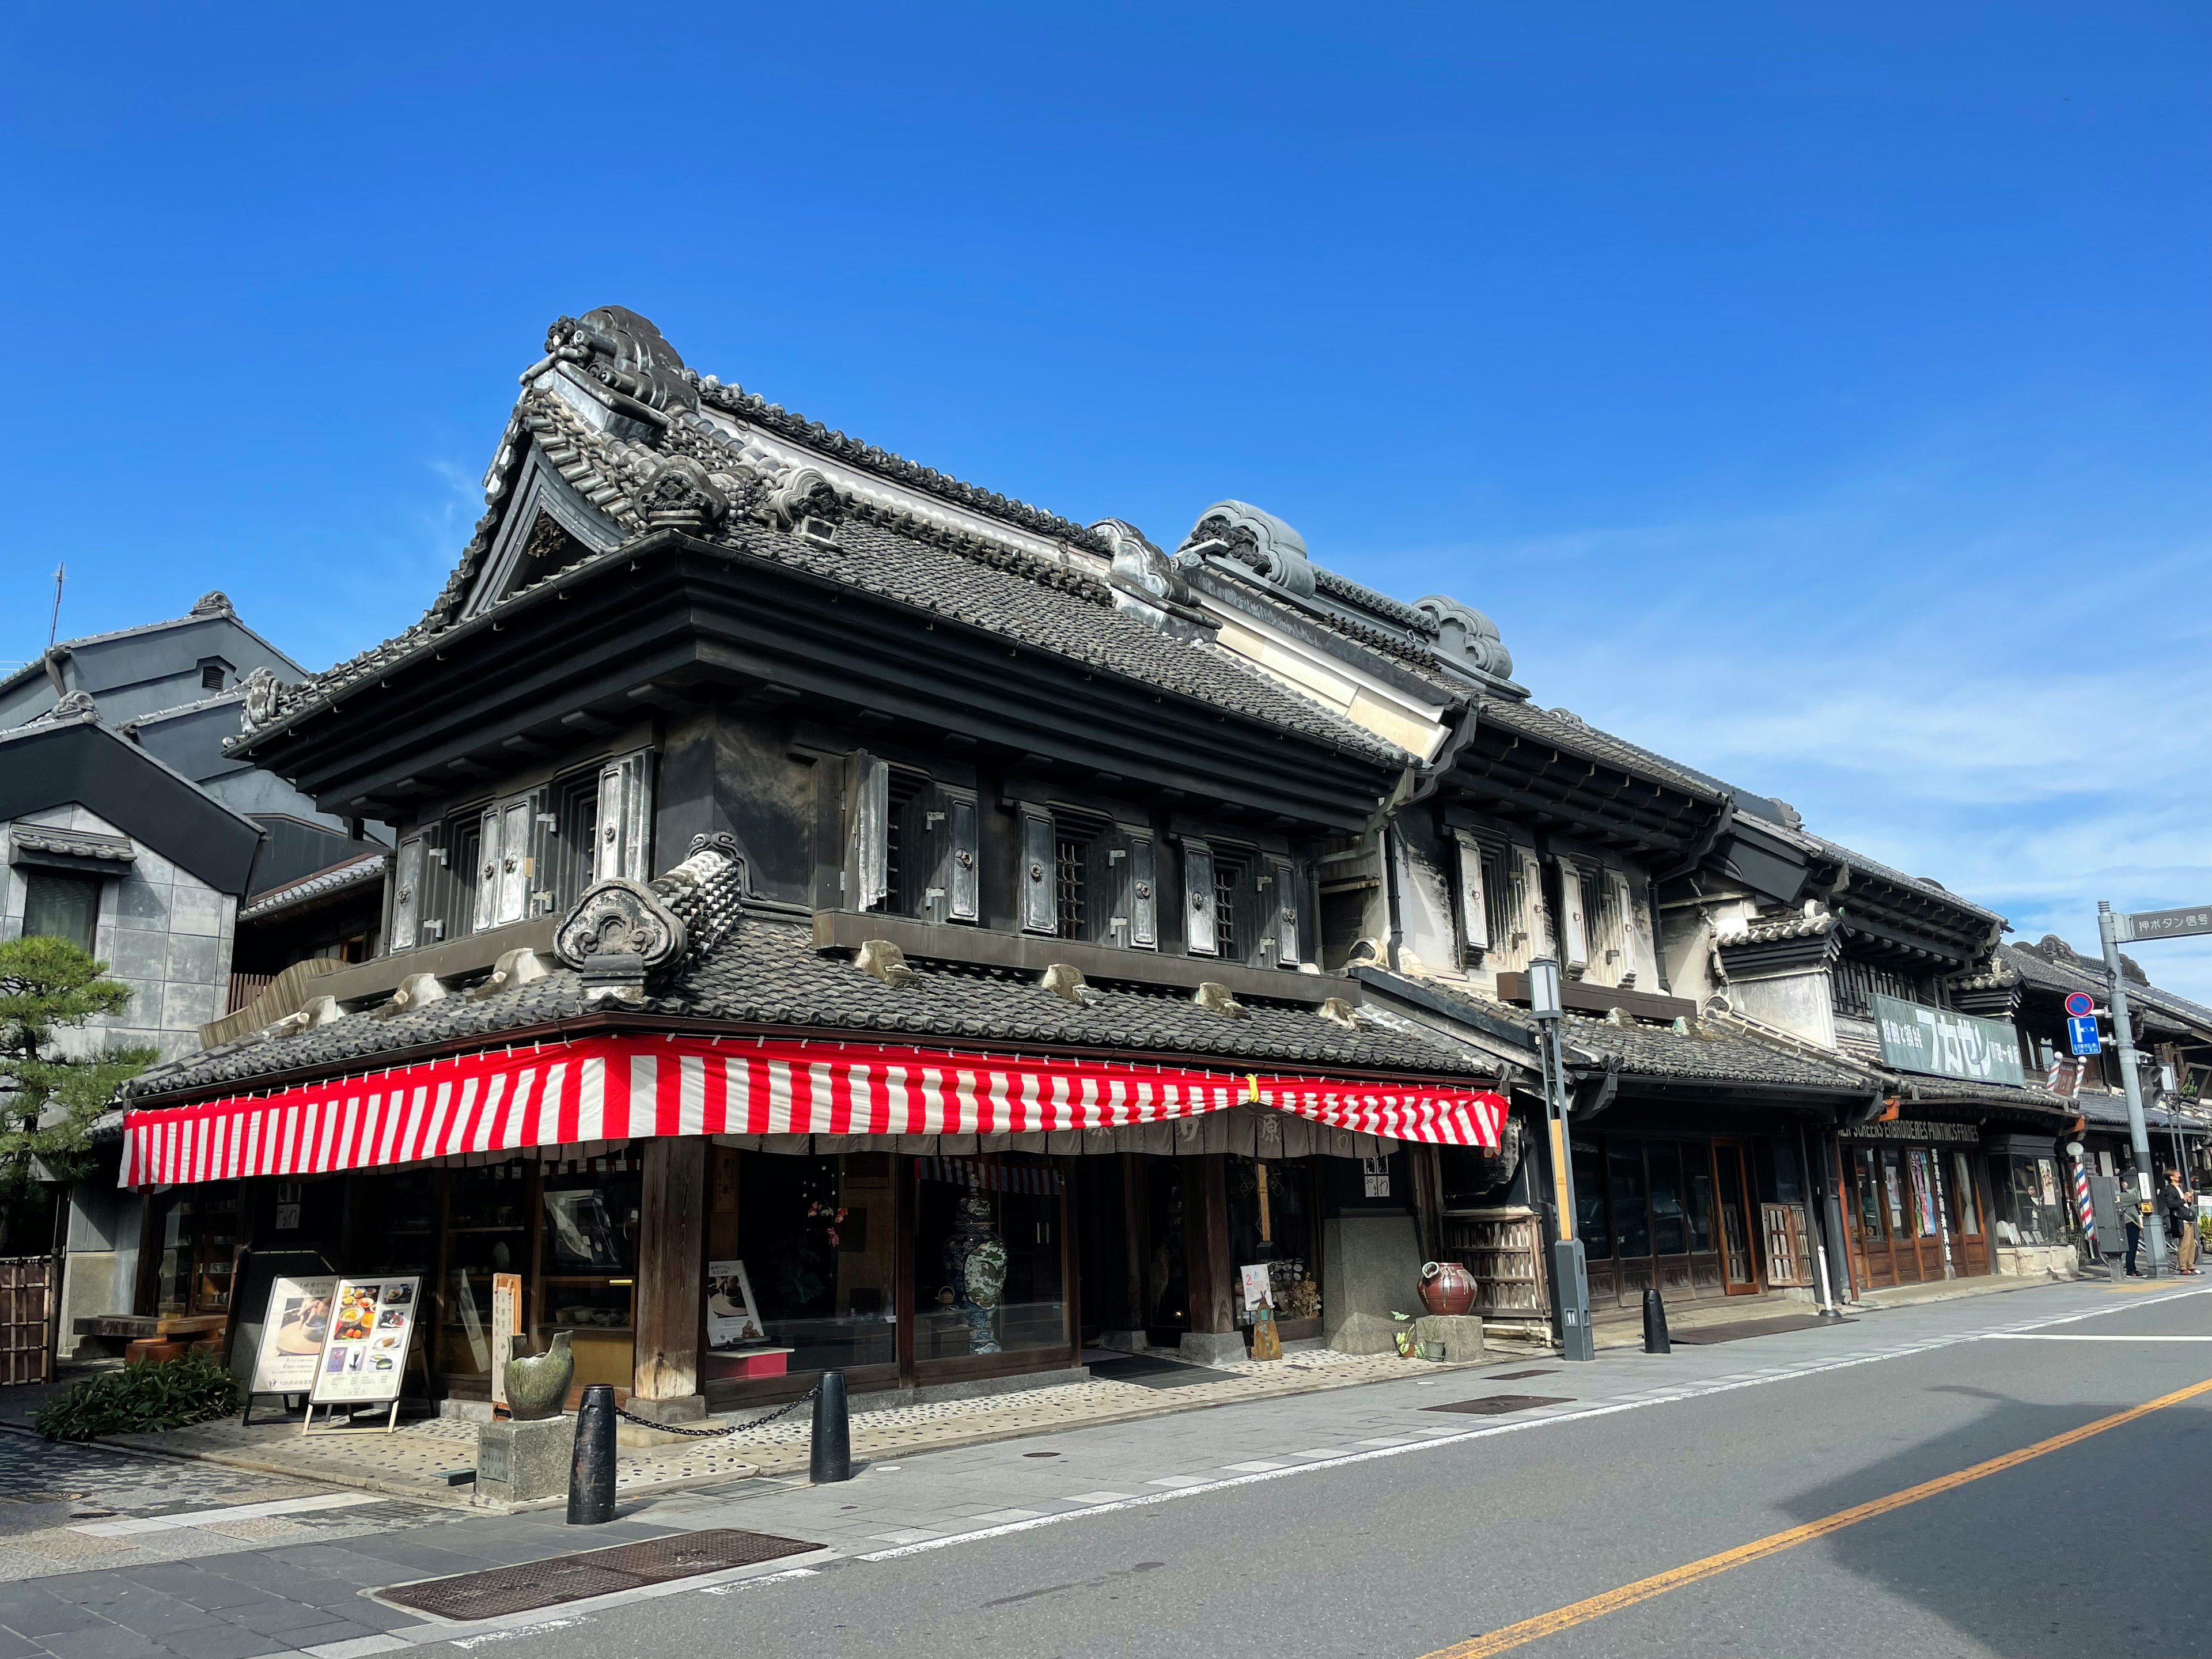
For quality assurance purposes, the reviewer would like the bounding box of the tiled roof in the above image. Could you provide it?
[237,850,388,922]
[1363,971,1873,1091]
[127,911,1481,1102]
[2003,942,2212,1035]
[1472,699,1725,801]
[238,374,1408,769]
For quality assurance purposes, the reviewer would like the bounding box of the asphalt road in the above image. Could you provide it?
[491,1286,2212,1659]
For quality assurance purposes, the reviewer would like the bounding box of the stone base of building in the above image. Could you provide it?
[1176,1331,1249,1366]
[1994,1244,2081,1280]
[1409,1313,1485,1362]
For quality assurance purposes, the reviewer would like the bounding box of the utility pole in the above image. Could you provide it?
[2099,901,2167,1277]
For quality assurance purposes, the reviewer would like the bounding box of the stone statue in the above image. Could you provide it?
[941,1193,1008,1355]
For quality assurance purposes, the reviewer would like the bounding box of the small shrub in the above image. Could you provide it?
[33,1354,241,1442]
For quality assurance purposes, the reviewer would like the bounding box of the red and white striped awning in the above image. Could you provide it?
[119,1034,1506,1187]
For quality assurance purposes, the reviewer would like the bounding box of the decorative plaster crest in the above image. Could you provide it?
[238,667,283,734]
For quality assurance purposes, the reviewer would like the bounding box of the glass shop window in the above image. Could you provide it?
[1905,1149,1940,1238]
[441,1162,531,1380]
[151,1184,242,1316]
[1683,1148,1717,1254]
[540,1153,641,1389]
[1994,1156,2066,1247]
[1571,1139,1608,1258]
[1880,1148,1909,1239]
[1225,1158,1321,1327]
[21,870,99,955]
[1607,1143,1651,1259]
[359,1170,440,1276]
[914,1154,1067,1362]
[1647,1142,1688,1256]
[1851,1148,1884,1240]
[1951,1153,1982,1237]
[717,1152,898,1378]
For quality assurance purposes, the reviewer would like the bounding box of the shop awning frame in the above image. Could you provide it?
[119,1033,1508,1188]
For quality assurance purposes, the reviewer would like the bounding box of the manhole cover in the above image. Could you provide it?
[1422,1394,1574,1416]
[1484,1369,1556,1381]
[379,1529,821,1620]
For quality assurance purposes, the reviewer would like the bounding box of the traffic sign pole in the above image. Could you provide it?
[2098,902,2168,1277]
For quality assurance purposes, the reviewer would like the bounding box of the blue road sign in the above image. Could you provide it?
[2067,1014,2102,1056]
[2064,991,2094,1018]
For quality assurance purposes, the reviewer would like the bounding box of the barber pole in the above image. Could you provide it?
[2073,1155,2096,1245]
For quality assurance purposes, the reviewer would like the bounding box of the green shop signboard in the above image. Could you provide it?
[1870,993,2025,1088]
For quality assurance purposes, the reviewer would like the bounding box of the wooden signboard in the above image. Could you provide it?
[489,1272,522,1408]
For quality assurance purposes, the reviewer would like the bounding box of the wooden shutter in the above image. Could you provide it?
[1453,831,1490,960]
[595,751,654,884]
[1183,838,1217,957]
[1020,808,1057,935]
[390,836,423,952]
[842,751,888,911]
[946,789,979,923]
[473,805,502,933]
[1266,857,1300,967]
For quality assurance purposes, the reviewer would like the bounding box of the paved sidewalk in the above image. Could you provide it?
[26,1347,1476,1512]
[1,1276,2195,1659]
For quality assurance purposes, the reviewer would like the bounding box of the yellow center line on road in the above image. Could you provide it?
[1422,1374,2212,1659]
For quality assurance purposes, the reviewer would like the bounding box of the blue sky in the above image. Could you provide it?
[5,5,2208,992]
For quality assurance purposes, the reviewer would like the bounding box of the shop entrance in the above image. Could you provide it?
[1571,1134,1778,1308]
[1844,1139,1990,1287]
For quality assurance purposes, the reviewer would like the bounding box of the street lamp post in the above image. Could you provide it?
[2099,902,2168,1278]
[1528,957,1594,1360]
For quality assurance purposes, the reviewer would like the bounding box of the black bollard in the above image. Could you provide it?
[1641,1288,1672,1355]
[810,1369,851,1484]
[567,1384,616,1525]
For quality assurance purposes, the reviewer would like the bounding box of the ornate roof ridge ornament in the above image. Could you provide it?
[1174,500,1316,599]
[1414,595,1515,680]
[555,833,748,1004]
[544,306,698,417]
[1094,518,1211,642]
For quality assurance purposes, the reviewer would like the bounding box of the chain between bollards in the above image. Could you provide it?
[568,1373,850,1522]
[609,1385,821,1438]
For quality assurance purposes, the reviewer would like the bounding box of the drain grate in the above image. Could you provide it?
[380,1529,823,1620]
[1422,1393,1574,1416]
[1483,1369,1558,1381]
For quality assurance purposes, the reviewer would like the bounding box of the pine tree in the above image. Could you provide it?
[0,935,157,1198]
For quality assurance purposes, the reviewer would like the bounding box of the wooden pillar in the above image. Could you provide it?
[632,1136,705,1406]
[1181,1154,1234,1335]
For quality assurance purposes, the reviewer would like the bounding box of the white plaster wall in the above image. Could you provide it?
[1729,969,1838,1047]
[3,806,236,1065]
[1394,831,1461,979]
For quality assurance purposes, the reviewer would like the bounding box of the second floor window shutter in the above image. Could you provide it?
[1183,838,1217,957]
[1513,846,1548,963]
[390,836,423,952]
[1555,855,1589,977]
[596,751,654,884]
[1020,808,1057,935]
[495,797,533,926]
[1611,869,1646,987]
[945,789,979,922]
[1126,831,1157,949]
[1267,856,1300,967]
[473,804,503,933]
[1453,831,1490,960]
[841,751,888,910]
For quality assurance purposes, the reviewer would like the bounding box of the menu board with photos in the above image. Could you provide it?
[310,1277,421,1404]
[248,1276,339,1397]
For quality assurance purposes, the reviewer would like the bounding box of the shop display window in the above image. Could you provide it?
[1994,1155,2067,1247]
[539,1157,640,1388]
[1607,1144,1650,1259]
[441,1161,531,1379]
[914,1154,1066,1362]
[1570,1141,1608,1256]
[1647,1142,1688,1257]
[1906,1150,1939,1238]
[363,1171,439,1275]
[151,1184,241,1316]
[1225,1158,1320,1328]
[1852,1149,1884,1239]
[1951,1152,1982,1237]
[715,1152,897,1377]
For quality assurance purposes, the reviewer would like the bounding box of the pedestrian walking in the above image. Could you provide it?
[2158,1169,2199,1275]
[2122,1169,2145,1275]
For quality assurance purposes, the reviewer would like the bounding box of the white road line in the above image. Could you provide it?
[71,1492,386,1536]
[857,1285,2211,1565]
[1984,1333,2212,1342]
[1064,1490,1137,1502]
[1222,1460,1289,1472]
[698,1568,820,1596]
